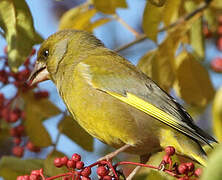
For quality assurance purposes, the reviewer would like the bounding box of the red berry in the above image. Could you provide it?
[62,177,71,180]
[97,166,109,177]
[21,175,30,180]
[26,141,40,152]
[177,177,189,180]
[9,111,20,123]
[34,91,49,99]
[165,146,175,156]
[218,16,222,25]
[24,58,30,67]
[0,93,5,108]
[10,128,19,137]
[203,25,212,38]
[0,70,8,83]
[12,146,24,157]
[54,158,63,168]
[30,49,36,56]
[67,160,76,169]
[185,162,194,172]
[13,137,22,145]
[72,153,81,161]
[1,107,9,121]
[178,163,189,175]
[76,161,84,169]
[61,156,68,165]
[211,57,222,72]
[217,37,222,51]
[81,177,91,180]
[31,170,40,176]
[163,155,170,164]
[16,125,25,136]
[17,69,30,81]
[103,175,112,180]
[29,174,39,180]
[194,168,202,177]
[81,167,91,177]
[218,25,222,36]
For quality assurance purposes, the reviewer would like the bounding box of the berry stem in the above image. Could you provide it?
[45,172,73,180]
[115,161,180,178]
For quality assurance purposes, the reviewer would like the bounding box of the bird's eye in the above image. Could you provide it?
[42,49,49,59]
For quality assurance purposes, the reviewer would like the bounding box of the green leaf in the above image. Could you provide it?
[0,156,44,180]
[22,92,61,147]
[142,1,164,42]
[0,0,43,72]
[212,87,222,142]
[201,144,222,180]
[59,116,94,152]
[93,0,127,14]
[174,51,215,107]
[185,1,205,59]
[44,150,67,176]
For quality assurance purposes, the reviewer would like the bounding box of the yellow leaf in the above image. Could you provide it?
[185,1,205,59]
[0,0,43,72]
[22,92,61,147]
[149,0,166,7]
[85,18,111,32]
[174,51,215,107]
[59,6,97,31]
[204,9,217,32]
[93,0,127,14]
[212,87,222,142]
[138,25,188,92]
[59,116,94,152]
[142,1,165,42]
[163,0,181,26]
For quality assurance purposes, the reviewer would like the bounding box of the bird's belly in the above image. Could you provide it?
[60,81,162,155]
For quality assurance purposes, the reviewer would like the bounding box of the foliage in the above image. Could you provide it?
[0,0,222,179]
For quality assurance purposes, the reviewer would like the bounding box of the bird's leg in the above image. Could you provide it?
[99,144,131,161]
[126,154,151,180]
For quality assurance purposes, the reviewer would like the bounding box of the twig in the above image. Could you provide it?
[113,14,140,38]
[115,0,212,52]
[115,34,147,52]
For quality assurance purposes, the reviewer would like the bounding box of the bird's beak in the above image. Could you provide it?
[28,61,49,86]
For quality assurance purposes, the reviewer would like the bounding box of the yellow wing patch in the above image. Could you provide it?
[106,91,198,140]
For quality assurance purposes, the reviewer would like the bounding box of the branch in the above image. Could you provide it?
[113,14,140,37]
[115,0,212,52]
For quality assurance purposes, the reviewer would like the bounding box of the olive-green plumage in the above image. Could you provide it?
[30,30,217,167]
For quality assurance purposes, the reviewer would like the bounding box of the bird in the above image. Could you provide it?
[28,29,216,178]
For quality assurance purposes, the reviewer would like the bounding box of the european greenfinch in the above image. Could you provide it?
[29,30,216,169]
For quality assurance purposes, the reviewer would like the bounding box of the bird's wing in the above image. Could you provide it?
[76,54,217,146]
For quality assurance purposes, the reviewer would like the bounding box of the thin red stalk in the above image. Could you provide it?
[116,161,180,178]
[45,172,73,180]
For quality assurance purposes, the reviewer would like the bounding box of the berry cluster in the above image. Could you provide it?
[216,16,222,51]
[17,147,203,180]
[0,47,49,157]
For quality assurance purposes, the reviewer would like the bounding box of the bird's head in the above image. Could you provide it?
[28,30,104,85]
